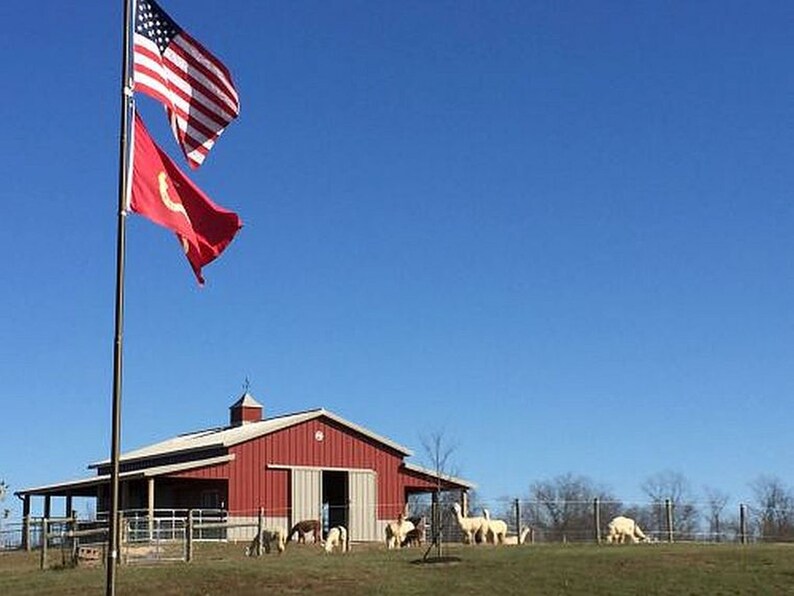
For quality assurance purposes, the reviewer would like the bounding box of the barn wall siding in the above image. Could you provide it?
[170,463,231,480]
[227,417,410,520]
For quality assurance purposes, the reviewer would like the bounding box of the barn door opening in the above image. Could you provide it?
[322,471,348,537]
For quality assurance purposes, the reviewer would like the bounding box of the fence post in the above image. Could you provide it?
[257,507,264,557]
[665,499,674,543]
[40,518,48,570]
[593,497,601,544]
[22,514,30,551]
[118,512,125,566]
[739,504,747,545]
[513,499,521,538]
[186,509,194,563]
[70,512,78,567]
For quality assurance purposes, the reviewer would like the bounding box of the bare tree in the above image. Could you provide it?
[528,473,619,543]
[0,480,8,533]
[419,430,459,558]
[750,475,794,542]
[640,471,699,540]
[703,486,729,542]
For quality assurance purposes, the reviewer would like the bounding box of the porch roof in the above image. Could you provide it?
[15,454,234,498]
[402,462,477,490]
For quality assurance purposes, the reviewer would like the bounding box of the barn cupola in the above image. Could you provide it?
[229,392,264,426]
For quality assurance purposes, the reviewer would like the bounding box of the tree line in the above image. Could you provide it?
[478,471,794,543]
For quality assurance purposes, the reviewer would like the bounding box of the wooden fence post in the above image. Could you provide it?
[186,510,194,563]
[513,499,521,537]
[40,518,48,570]
[118,512,125,566]
[593,497,601,544]
[257,507,264,557]
[739,504,747,545]
[665,499,674,543]
[22,514,30,552]
[70,512,78,566]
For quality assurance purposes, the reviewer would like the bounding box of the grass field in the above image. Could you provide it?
[2,542,794,595]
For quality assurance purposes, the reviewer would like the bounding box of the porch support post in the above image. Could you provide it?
[43,495,51,519]
[147,477,155,542]
[66,493,73,518]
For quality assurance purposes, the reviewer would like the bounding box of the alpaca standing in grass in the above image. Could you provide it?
[324,525,348,553]
[401,517,426,547]
[287,519,321,544]
[245,528,286,555]
[452,502,487,545]
[606,516,647,544]
[385,513,415,549]
[482,509,508,544]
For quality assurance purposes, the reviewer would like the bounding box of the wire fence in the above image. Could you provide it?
[6,496,794,569]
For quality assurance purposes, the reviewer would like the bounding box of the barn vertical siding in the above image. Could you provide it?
[227,416,408,520]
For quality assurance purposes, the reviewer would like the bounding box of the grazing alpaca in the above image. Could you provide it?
[606,516,647,544]
[324,525,348,553]
[482,509,508,545]
[401,517,426,548]
[503,527,531,545]
[244,528,286,555]
[385,513,415,550]
[287,519,322,544]
[452,502,487,545]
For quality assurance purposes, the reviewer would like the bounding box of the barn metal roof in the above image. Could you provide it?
[402,462,477,490]
[88,408,413,469]
[229,392,262,409]
[15,454,235,497]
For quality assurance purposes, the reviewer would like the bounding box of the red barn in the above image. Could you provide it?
[17,393,474,542]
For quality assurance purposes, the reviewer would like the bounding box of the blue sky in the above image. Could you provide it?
[1,1,793,516]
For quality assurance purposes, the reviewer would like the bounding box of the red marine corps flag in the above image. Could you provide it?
[129,111,242,285]
[133,0,240,168]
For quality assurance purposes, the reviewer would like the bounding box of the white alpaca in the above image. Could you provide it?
[385,513,415,549]
[606,516,647,544]
[324,525,348,553]
[452,502,487,544]
[482,509,509,545]
[245,528,286,555]
[503,527,531,545]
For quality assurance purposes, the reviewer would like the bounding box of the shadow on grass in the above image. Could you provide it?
[410,556,462,566]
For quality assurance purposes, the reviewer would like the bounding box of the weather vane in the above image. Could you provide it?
[242,376,251,394]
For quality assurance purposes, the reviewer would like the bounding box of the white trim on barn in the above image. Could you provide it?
[268,464,376,474]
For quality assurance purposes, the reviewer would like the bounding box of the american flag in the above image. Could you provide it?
[133,0,240,169]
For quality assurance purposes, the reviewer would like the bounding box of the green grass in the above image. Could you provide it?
[3,542,794,595]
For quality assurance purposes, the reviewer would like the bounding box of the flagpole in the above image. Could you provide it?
[107,0,134,594]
